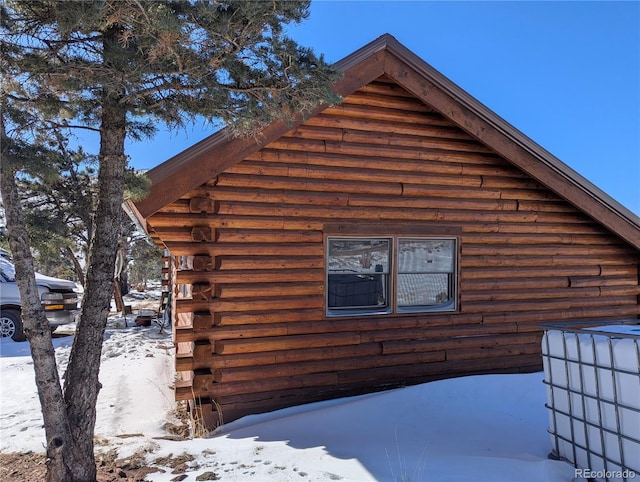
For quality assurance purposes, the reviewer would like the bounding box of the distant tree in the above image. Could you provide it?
[16,140,152,285]
[1,1,339,481]
[17,138,98,282]
[128,236,163,289]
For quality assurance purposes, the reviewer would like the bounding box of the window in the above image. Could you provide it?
[326,236,457,316]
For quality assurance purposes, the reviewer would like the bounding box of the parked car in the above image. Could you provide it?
[0,256,80,341]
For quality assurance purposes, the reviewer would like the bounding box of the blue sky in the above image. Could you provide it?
[125,1,640,215]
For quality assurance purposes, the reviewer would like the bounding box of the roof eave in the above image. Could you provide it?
[132,33,640,250]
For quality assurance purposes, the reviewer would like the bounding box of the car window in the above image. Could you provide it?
[0,258,16,281]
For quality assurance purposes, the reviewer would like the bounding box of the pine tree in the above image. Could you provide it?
[1,1,339,480]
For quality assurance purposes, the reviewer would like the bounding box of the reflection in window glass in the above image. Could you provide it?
[328,239,390,274]
[327,238,390,312]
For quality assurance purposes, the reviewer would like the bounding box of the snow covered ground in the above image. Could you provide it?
[0,296,580,481]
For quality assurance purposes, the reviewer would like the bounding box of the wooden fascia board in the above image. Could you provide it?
[380,46,640,251]
[135,51,386,219]
[122,199,148,234]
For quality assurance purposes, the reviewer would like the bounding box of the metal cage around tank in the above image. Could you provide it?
[541,321,640,482]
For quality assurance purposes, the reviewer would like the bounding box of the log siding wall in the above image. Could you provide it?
[146,78,640,426]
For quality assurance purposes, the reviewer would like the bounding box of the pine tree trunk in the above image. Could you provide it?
[61,91,127,480]
[0,118,78,481]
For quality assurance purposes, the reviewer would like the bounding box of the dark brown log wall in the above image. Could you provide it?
[146,77,640,426]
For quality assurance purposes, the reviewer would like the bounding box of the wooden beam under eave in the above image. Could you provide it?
[382,52,640,251]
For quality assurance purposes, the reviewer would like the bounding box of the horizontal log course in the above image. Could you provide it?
[464,295,637,314]
[281,123,492,155]
[302,113,474,141]
[165,241,321,257]
[598,285,640,297]
[356,79,417,97]
[189,371,341,400]
[461,265,635,280]
[333,353,543,386]
[516,200,580,213]
[149,212,603,236]
[214,201,570,224]
[340,128,494,155]
[382,332,541,355]
[214,332,362,355]
[499,188,567,202]
[314,102,455,126]
[475,175,544,190]
[461,255,629,269]
[174,312,485,344]
[569,275,639,288]
[175,268,323,285]
[515,315,640,334]
[214,350,446,383]
[176,343,382,372]
[206,185,351,207]
[248,147,516,178]
[444,342,542,361]
[205,184,529,213]
[214,282,324,299]
[355,80,419,99]
[481,304,640,325]
[266,133,496,160]
[461,276,571,291]
[281,203,585,228]
[209,343,384,371]
[462,222,608,235]
[217,172,405,196]
[462,233,623,246]
[215,228,323,243]
[226,161,486,188]
[460,286,600,302]
[340,88,439,113]
[347,194,519,212]
[213,308,324,326]
[463,275,637,293]
[213,255,323,270]
[359,322,518,344]
[176,295,324,314]
[148,212,326,231]
[461,244,634,257]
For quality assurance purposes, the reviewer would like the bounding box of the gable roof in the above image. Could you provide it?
[131,33,640,250]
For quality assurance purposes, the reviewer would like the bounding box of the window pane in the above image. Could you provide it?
[398,239,454,273]
[327,238,390,312]
[397,273,450,306]
[328,239,390,274]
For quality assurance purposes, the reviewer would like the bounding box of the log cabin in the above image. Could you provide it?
[126,34,640,429]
